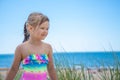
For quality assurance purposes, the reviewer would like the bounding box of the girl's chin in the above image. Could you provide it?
[41,38,45,40]
[41,37,46,40]
[37,36,47,40]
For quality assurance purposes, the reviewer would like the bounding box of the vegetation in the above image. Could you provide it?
[54,52,120,80]
[0,52,120,80]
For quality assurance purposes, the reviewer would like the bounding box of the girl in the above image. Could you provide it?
[5,12,58,80]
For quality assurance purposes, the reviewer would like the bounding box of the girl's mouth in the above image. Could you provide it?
[41,34,46,36]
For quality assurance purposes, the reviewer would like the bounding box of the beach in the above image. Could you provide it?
[0,52,120,80]
[0,67,115,80]
[0,68,8,80]
[0,68,23,80]
[56,67,113,80]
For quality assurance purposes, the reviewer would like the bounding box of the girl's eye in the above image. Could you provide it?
[40,27,44,29]
[40,27,49,30]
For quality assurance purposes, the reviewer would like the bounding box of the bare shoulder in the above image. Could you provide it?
[13,43,23,62]
[15,44,22,53]
[43,41,52,49]
[42,41,53,54]
[15,42,26,55]
[15,42,25,50]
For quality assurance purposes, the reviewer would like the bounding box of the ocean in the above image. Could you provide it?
[0,52,120,69]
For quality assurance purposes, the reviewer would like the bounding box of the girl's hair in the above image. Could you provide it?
[23,12,49,42]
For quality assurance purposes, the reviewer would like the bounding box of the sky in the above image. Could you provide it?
[0,0,120,53]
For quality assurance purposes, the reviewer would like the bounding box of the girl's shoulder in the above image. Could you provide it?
[15,42,30,58]
[42,41,53,54]
[42,41,52,49]
[14,43,23,57]
[15,43,23,51]
[15,42,28,53]
[16,42,27,49]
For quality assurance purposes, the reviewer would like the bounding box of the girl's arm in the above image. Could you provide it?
[47,45,58,80]
[5,45,22,80]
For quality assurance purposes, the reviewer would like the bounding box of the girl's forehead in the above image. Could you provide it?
[35,21,49,29]
[40,21,49,27]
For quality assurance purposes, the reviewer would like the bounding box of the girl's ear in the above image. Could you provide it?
[26,23,34,32]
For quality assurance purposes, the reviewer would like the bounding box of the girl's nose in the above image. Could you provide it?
[44,29,48,33]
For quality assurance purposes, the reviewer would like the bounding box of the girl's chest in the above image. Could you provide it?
[21,45,49,60]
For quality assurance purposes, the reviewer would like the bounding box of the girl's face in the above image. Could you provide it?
[32,21,49,40]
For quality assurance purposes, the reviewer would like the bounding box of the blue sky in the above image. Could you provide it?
[0,0,120,53]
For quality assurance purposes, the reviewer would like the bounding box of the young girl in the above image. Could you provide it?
[5,12,58,80]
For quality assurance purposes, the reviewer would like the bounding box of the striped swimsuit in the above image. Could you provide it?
[20,53,49,80]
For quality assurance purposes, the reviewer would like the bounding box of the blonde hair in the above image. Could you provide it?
[23,12,49,42]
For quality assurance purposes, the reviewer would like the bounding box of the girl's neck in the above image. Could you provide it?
[28,38,42,46]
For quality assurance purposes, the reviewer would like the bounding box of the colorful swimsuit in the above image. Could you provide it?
[20,53,49,80]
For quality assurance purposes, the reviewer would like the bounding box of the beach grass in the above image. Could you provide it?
[0,73,3,80]
[54,52,120,80]
[14,70,23,80]
[0,52,120,80]
[54,54,95,80]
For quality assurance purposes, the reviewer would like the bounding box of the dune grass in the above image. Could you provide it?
[10,52,120,80]
[54,52,120,80]
[14,70,23,80]
[0,73,3,80]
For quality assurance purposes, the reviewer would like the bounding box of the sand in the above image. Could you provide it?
[0,68,9,80]
[0,68,112,80]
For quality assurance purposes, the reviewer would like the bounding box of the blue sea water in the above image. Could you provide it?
[0,52,120,69]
